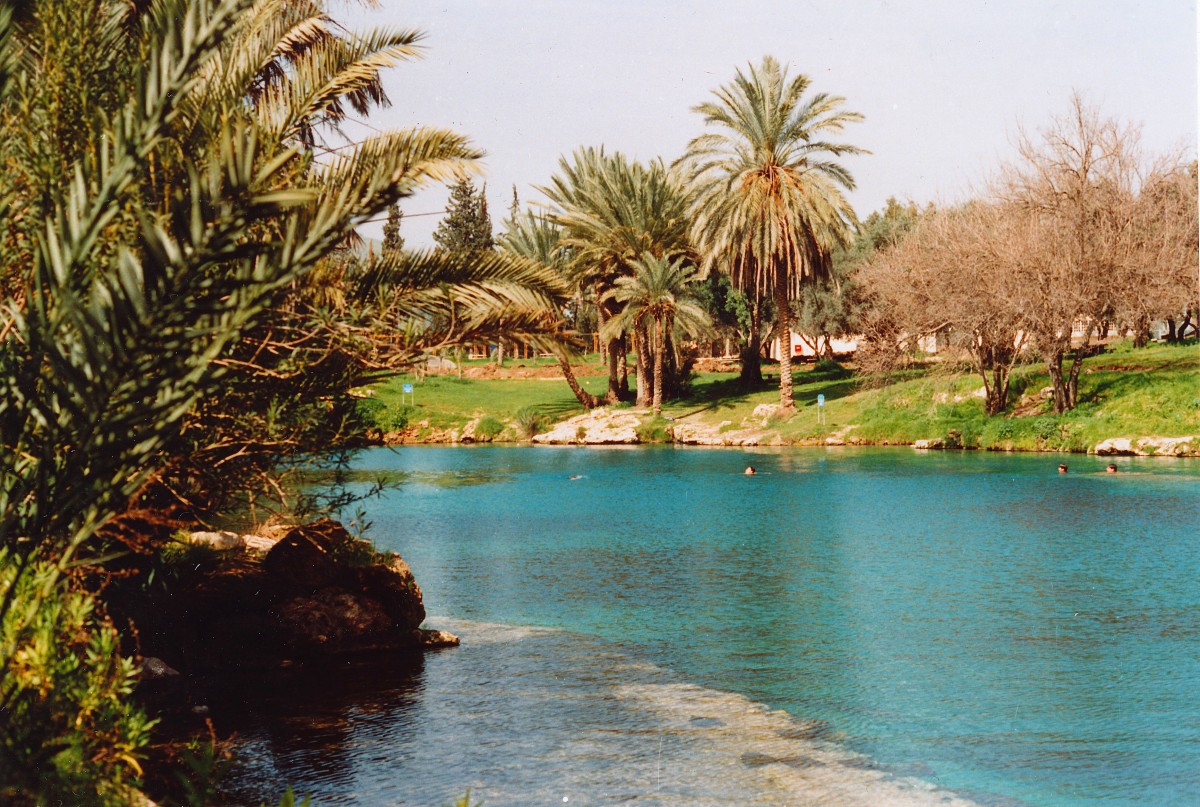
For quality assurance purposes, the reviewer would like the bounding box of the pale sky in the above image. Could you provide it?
[337,1,1198,247]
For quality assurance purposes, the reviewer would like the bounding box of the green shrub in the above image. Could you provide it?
[0,552,155,806]
[354,397,387,429]
[1032,416,1060,442]
[512,407,544,439]
[474,416,505,440]
[636,416,674,443]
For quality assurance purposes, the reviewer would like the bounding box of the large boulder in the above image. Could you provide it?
[353,554,426,631]
[263,528,338,591]
[122,519,450,671]
[532,408,642,444]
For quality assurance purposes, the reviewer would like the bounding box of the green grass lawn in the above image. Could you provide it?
[365,341,1199,451]
[365,368,609,439]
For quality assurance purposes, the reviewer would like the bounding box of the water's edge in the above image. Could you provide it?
[219,617,993,806]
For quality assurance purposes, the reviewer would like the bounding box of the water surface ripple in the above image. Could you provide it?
[222,447,1200,806]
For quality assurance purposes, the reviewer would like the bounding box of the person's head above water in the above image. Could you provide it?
[744,466,756,475]
[1058,464,1068,473]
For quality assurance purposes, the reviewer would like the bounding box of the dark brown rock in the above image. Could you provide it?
[272,589,395,651]
[114,519,454,672]
[354,554,426,631]
[263,530,336,591]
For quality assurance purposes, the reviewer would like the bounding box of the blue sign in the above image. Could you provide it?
[403,383,414,394]
[817,393,825,406]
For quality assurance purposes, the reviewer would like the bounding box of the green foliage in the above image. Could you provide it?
[474,415,505,440]
[156,536,223,583]
[357,398,412,432]
[433,177,494,252]
[0,551,155,806]
[268,786,313,807]
[174,736,234,807]
[635,416,674,443]
[382,204,405,253]
[693,272,755,344]
[0,1,570,800]
[512,406,544,440]
[601,252,712,410]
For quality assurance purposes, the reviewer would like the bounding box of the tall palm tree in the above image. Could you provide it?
[682,55,865,411]
[600,254,711,415]
[540,147,692,404]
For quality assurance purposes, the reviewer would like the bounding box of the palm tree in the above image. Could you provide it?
[540,147,692,405]
[0,3,566,794]
[682,56,865,411]
[498,212,603,408]
[600,254,711,415]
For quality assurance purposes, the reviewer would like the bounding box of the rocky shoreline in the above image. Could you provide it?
[370,406,1198,456]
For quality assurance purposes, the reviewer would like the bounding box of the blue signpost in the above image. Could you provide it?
[403,382,414,406]
[817,393,825,424]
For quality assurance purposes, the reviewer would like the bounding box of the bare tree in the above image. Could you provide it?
[1121,160,1199,345]
[999,93,1146,412]
[860,203,1029,414]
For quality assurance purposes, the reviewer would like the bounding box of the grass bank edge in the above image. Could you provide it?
[361,343,1200,453]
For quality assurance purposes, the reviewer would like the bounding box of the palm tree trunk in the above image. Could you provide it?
[635,322,652,407]
[775,277,794,412]
[605,337,622,404]
[738,294,764,384]
[653,319,665,416]
[617,335,630,399]
[557,356,603,408]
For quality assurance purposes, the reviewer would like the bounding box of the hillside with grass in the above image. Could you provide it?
[361,342,1199,454]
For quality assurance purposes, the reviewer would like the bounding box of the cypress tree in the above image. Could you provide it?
[382,203,405,253]
[433,177,493,251]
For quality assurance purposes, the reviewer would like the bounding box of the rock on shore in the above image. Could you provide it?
[1093,436,1198,456]
[532,407,643,444]
[118,519,457,675]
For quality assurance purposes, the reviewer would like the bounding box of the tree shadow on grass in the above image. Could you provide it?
[531,399,589,420]
[791,378,857,406]
[671,371,861,420]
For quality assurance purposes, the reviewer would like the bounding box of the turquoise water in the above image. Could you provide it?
[222,447,1200,806]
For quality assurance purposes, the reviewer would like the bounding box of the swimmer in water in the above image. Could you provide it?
[569,474,582,480]
[1058,464,1068,474]
[744,466,756,475]
[1106,463,1118,474]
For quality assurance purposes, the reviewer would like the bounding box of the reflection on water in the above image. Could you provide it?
[211,653,427,804]
[223,447,1200,806]
[221,621,980,806]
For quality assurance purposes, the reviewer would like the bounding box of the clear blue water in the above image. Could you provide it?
[221,447,1200,806]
